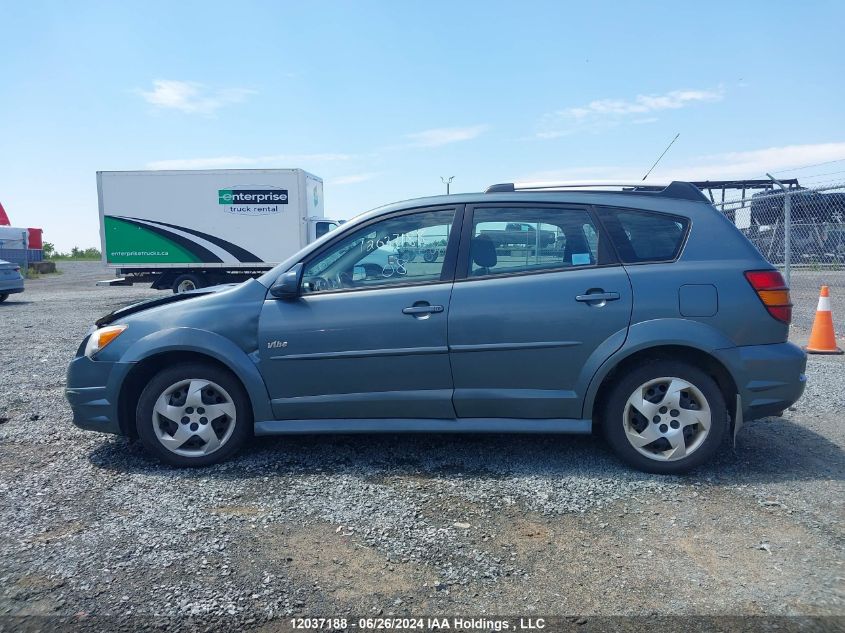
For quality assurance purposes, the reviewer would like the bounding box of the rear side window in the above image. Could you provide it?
[468,206,612,278]
[597,208,689,263]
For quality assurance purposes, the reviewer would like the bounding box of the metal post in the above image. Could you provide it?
[23,229,29,278]
[766,173,791,286]
[441,176,454,195]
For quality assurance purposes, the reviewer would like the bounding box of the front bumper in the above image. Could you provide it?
[65,355,135,435]
[715,341,807,421]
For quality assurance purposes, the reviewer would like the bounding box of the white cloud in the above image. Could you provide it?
[405,125,488,147]
[519,142,845,184]
[517,165,630,182]
[146,153,356,170]
[328,173,380,186]
[537,88,723,138]
[147,156,256,170]
[655,142,845,181]
[139,80,256,115]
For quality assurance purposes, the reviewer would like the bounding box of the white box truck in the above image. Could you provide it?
[97,169,338,293]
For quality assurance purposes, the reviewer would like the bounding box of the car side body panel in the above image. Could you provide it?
[258,282,456,420]
[448,266,633,419]
[623,259,788,347]
[254,417,592,435]
[581,318,806,421]
[581,317,739,418]
[120,327,275,424]
[68,279,274,432]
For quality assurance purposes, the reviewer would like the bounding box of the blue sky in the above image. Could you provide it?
[2,0,844,250]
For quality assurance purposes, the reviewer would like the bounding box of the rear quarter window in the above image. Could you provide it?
[597,208,689,263]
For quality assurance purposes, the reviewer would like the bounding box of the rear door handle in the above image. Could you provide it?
[575,292,620,302]
[402,304,444,315]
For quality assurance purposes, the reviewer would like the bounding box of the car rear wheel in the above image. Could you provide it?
[601,360,727,474]
[136,363,252,467]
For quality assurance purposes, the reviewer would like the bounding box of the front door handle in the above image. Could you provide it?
[575,291,620,302]
[402,304,445,315]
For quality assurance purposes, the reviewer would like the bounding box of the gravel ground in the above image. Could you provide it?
[0,262,843,628]
[785,268,845,335]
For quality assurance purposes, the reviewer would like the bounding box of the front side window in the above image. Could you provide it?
[302,208,455,293]
[597,208,689,263]
[468,207,607,277]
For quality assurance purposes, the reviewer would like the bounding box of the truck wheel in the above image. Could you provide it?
[172,273,204,294]
[601,360,728,474]
[135,362,252,467]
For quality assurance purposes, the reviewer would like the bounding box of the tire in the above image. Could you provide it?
[0,294,8,303]
[397,248,416,263]
[172,273,205,294]
[601,360,728,474]
[135,362,252,467]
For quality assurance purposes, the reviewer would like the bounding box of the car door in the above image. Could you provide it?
[448,203,633,419]
[258,206,462,420]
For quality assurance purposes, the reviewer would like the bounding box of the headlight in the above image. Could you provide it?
[84,325,127,358]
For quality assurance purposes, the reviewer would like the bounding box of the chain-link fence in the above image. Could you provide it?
[712,181,845,333]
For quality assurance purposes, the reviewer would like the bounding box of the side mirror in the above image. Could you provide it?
[270,263,303,299]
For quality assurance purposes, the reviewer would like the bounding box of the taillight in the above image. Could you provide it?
[744,270,792,324]
[13,266,20,273]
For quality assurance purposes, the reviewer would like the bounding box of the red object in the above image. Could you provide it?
[27,228,43,249]
[0,201,9,226]
[744,269,793,324]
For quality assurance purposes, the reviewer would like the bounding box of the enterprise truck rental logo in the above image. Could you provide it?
[218,186,288,215]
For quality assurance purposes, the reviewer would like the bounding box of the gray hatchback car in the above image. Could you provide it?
[0,259,25,302]
[66,181,806,473]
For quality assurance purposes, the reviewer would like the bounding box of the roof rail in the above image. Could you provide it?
[484,180,708,202]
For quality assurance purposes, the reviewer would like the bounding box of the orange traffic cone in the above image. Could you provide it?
[805,286,843,354]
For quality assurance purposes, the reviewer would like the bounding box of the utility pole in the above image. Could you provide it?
[441,176,454,195]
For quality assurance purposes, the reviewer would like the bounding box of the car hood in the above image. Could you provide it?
[95,284,237,327]
[89,278,271,362]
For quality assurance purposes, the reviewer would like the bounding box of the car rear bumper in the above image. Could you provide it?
[715,341,807,420]
[0,283,24,294]
[65,355,135,435]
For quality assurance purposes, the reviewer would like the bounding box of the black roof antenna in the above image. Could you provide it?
[642,133,680,182]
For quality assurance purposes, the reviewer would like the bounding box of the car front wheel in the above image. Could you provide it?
[601,361,728,474]
[136,363,252,467]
